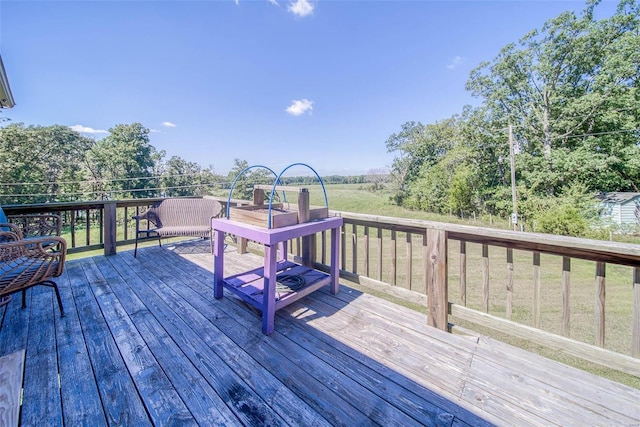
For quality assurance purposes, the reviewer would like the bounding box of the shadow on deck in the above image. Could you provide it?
[0,239,639,426]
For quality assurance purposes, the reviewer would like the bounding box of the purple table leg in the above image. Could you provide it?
[262,244,278,335]
[213,229,225,299]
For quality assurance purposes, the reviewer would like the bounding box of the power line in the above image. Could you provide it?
[555,128,640,139]
[0,172,216,187]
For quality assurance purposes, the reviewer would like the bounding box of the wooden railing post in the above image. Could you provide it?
[391,230,397,286]
[533,252,541,328]
[363,226,370,277]
[506,248,514,320]
[633,267,639,358]
[406,233,412,290]
[376,228,382,281]
[425,228,448,331]
[341,224,346,270]
[299,190,314,267]
[482,244,489,313]
[459,241,467,306]
[562,257,571,337]
[103,201,117,256]
[238,237,248,254]
[595,262,606,347]
[351,224,357,273]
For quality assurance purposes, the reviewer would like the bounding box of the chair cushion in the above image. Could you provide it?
[0,207,9,232]
[152,226,211,238]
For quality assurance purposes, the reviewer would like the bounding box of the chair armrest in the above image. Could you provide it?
[26,236,67,256]
[0,223,23,239]
[0,236,67,280]
[132,209,158,230]
[0,236,67,256]
[132,208,152,221]
[0,231,21,243]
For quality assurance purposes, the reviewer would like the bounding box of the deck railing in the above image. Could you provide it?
[3,198,640,376]
[303,211,639,378]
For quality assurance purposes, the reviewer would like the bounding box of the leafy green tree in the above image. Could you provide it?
[0,123,93,203]
[448,163,476,217]
[87,123,157,199]
[385,121,428,205]
[467,0,640,194]
[227,159,254,200]
[386,118,461,206]
[520,183,602,236]
[226,159,277,201]
[161,156,210,197]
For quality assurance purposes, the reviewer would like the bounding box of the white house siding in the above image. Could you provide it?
[620,198,640,226]
[598,192,640,228]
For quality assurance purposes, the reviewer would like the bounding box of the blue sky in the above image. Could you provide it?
[0,0,618,176]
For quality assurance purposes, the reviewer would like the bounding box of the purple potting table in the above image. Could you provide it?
[212,216,343,335]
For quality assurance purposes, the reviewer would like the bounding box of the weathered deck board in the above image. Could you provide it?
[109,254,306,426]
[134,248,376,425]
[68,259,152,425]
[0,240,639,426]
[0,349,24,427]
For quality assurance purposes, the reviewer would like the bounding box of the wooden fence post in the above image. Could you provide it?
[633,267,639,358]
[562,257,571,337]
[533,252,541,328]
[506,248,514,320]
[459,241,467,306]
[595,262,606,347]
[482,244,489,313]
[103,201,117,256]
[425,228,448,331]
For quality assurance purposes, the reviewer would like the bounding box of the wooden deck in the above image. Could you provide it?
[1,239,639,426]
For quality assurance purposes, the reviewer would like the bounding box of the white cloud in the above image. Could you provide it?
[69,124,108,134]
[288,0,313,17]
[234,0,239,5]
[268,0,279,5]
[285,99,313,116]
[150,128,162,133]
[162,121,177,128]
[447,56,463,70]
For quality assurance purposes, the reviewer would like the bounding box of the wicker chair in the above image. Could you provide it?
[133,198,223,257]
[0,231,67,315]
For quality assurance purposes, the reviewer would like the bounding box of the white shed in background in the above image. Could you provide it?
[598,192,640,228]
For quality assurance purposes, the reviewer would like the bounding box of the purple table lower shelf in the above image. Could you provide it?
[212,216,343,335]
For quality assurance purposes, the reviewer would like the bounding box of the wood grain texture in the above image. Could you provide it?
[562,256,571,337]
[426,229,448,330]
[0,350,24,427]
[634,267,640,358]
[506,248,514,320]
[532,252,541,328]
[595,262,606,347]
[459,241,467,306]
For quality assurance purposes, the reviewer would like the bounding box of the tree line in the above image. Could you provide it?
[385,0,639,236]
[0,122,385,204]
[0,122,224,204]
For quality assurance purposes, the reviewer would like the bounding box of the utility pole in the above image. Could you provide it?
[509,124,518,231]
